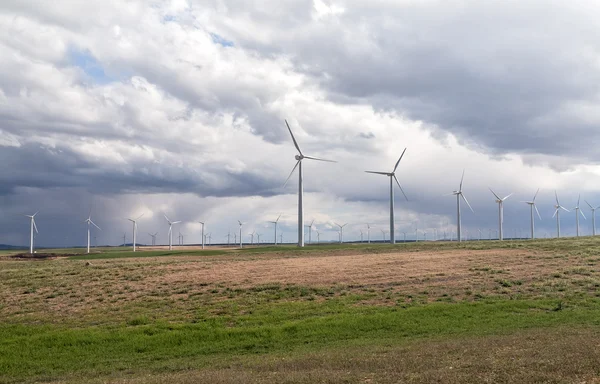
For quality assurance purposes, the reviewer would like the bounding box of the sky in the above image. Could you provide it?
[2,0,600,247]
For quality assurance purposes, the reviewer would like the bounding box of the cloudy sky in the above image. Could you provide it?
[2,0,600,247]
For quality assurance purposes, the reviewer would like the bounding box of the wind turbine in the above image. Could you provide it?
[522,189,542,239]
[552,191,569,238]
[164,214,181,250]
[256,233,261,244]
[284,120,336,247]
[249,231,255,245]
[270,214,281,245]
[198,221,205,249]
[489,188,512,241]
[316,230,321,244]
[306,219,315,244]
[25,212,39,254]
[335,223,347,243]
[238,220,244,248]
[360,230,364,243]
[573,195,586,237]
[381,229,387,242]
[585,200,600,236]
[448,170,474,242]
[128,213,144,252]
[84,210,100,254]
[148,232,157,246]
[365,148,408,244]
[366,223,371,243]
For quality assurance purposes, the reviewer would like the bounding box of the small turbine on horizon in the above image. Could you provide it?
[238,220,244,248]
[552,191,569,238]
[284,120,336,247]
[573,195,586,237]
[489,188,512,241]
[585,200,600,236]
[164,214,181,250]
[522,189,542,239]
[198,221,205,249]
[26,212,39,254]
[365,148,408,244]
[448,170,474,242]
[270,214,281,245]
[128,213,144,252]
[84,209,100,254]
[335,222,348,243]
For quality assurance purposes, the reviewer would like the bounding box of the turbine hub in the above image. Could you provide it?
[295,154,303,161]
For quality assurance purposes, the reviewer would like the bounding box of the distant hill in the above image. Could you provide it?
[0,244,27,250]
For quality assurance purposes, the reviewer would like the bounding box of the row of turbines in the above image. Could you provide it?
[20,120,600,253]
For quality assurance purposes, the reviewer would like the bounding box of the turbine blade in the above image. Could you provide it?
[533,188,540,202]
[283,160,300,187]
[578,194,581,207]
[32,211,39,217]
[164,214,171,223]
[586,200,593,209]
[136,213,145,220]
[502,193,513,201]
[555,190,560,205]
[310,219,315,226]
[33,219,38,233]
[285,120,303,156]
[392,147,407,172]
[561,206,570,212]
[488,188,501,200]
[365,171,389,175]
[552,209,558,218]
[90,220,101,230]
[304,155,336,163]
[393,175,408,201]
[459,169,465,191]
[172,221,182,224]
[535,205,542,220]
[128,219,134,223]
[461,193,474,213]
[581,210,587,220]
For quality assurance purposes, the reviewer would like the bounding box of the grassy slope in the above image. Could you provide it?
[2,237,600,383]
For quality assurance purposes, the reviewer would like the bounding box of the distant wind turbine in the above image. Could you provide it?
[128,213,144,252]
[335,223,347,243]
[448,170,474,242]
[381,229,387,242]
[573,195,586,237]
[198,221,205,249]
[365,148,408,244]
[284,120,336,247]
[552,191,569,238]
[489,188,512,241]
[84,209,100,254]
[25,212,39,254]
[249,231,255,245]
[306,219,315,244]
[366,223,371,244]
[164,214,181,250]
[522,189,542,239]
[238,220,244,248]
[148,232,157,246]
[585,200,600,236]
[270,214,281,245]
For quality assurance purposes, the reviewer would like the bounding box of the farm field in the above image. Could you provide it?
[2,238,600,383]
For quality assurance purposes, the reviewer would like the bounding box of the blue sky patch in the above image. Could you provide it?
[210,33,234,47]
[68,48,113,84]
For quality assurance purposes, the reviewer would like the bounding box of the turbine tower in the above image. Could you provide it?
[306,219,315,244]
[585,200,600,236]
[366,223,371,243]
[84,210,100,254]
[335,223,348,243]
[522,189,541,239]
[489,188,512,241]
[284,120,336,247]
[238,220,243,248]
[25,212,39,254]
[573,195,586,237]
[269,214,281,245]
[164,214,181,250]
[148,232,157,246]
[448,170,474,242]
[198,221,205,249]
[365,148,408,244]
[552,191,569,238]
[128,213,144,252]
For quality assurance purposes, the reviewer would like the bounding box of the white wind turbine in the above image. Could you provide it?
[164,214,181,250]
[585,200,600,236]
[306,219,315,244]
[365,148,408,244]
[448,170,474,242]
[366,223,371,243]
[128,214,144,252]
[25,212,39,254]
[198,221,205,249]
[249,231,255,245]
[335,223,347,243]
[84,210,100,254]
[522,189,542,239]
[489,188,512,241]
[552,191,569,238]
[238,220,244,248]
[269,214,281,245]
[573,195,586,237]
[148,232,157,246]
[284,120,336,247]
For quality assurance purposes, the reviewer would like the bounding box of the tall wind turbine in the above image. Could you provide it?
[585,200,600,236]
[164,214,181,250]
[573,195,586,237]
[522,189,541,239]
[128,213,144,252]
[270,214,281,245]
[448,170,474,242]
[552,191,569,238]
[284,120,336,247]
[198,221,205,249]
[238,220,243,248]
[366,223,371,243]
[489,188,512,241]
[365,148,408,244]
[306,219,315,244]
[335,223,347,243]
[25,212,39,254]
[84,210,100,254]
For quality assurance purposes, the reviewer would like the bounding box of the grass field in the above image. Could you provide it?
[1,238,600,383]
